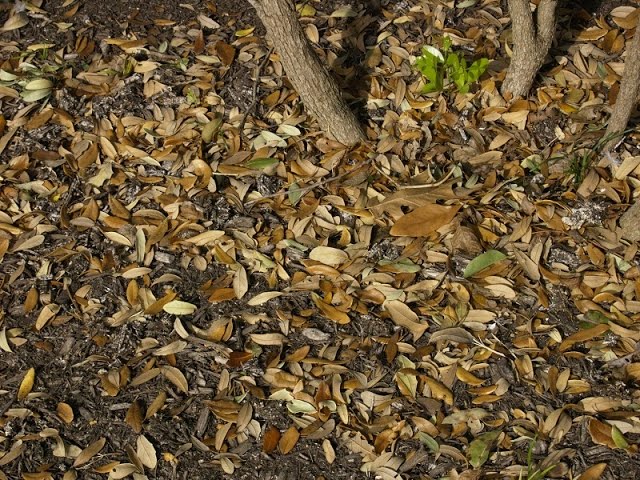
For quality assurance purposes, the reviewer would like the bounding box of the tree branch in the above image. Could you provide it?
[535,0,558,48]
[508,0,535,45]
[501,0,558,98]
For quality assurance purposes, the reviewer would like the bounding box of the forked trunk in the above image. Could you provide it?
[501,0,558,98]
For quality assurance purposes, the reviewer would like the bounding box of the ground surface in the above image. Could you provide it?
[2,0,640,479]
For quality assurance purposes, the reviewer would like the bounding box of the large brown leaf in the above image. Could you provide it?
[390,204,460,237]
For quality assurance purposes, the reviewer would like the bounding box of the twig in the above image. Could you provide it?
[245,157,373,207]
[239,46,274,144]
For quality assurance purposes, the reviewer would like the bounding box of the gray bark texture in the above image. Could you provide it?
[605,17,640,151]
[620,199,640,242]
[610,20,640,240]
[248,0,365,146]
[501,0,558,98]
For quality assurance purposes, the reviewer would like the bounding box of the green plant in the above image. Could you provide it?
[519,437,556,480]
[122,56,136,77]
[186,88,199,105]
[566,129,628,185]
[414,36,489,94]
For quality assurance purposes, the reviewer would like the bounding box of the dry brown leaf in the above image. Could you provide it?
[163,300,197,316]
[125,399,144,433]
[57,402,74,424]
[160,366,189,393]
[390,204,460,237]
[72,437,106,467]
[309,246,349,266]
[233,264,248,299]
[35,304,59,330]
[263,426,280,453]
[558,324,610,352]
[215,41,236,66]
[384,300,428,339]
[136,435,157,469]
[279,426,300,454]
[577,463,608,480]
[588,418,616,449]
[1,12,29,31]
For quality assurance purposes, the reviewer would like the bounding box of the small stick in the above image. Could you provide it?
[245,158,372,207]
[239,46,274,144]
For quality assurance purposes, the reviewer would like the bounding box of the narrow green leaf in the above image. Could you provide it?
[463,250,507,278]
[611,425,629,449]
[442,36,452,52]
[417,432,440,453]
[246,157,279,169]
[288,182,302,206]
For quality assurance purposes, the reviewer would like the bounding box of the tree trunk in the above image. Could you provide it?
[620,199,640,242]
[605,17,640,151]
[501,0,558,98]
[248,0,365,146]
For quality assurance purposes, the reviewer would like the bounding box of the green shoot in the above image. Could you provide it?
[414,36,489,94]
[518,436,557,480]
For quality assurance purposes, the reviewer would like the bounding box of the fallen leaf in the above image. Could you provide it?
[136,435,157,469]
[263,426,280,453]
[463,250,507,278]
[163,300,197,316]
[73,437,106,467]
[390,204,460,237]
[17,367,35,400]
[279,426,300,454]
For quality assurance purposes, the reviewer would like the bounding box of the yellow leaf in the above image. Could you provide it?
[163,300,197,315]
[235,27,255,37]
[298,4,316,16]
[18,367,35,400]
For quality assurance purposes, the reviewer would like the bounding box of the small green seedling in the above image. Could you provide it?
[566,129,628,185]
[519,437,557,480]
[414,36,489,94]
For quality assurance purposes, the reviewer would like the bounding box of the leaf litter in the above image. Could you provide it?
[2,0,640,479]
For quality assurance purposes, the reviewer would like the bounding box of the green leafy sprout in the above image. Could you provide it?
[414,36,489,94]
[566,129,629,185]
[519,436,557,480]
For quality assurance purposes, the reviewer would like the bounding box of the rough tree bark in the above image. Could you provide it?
[248,0,365,146]
[501,0,558,98]
[605,17,640,151]
[611,19,640,241]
